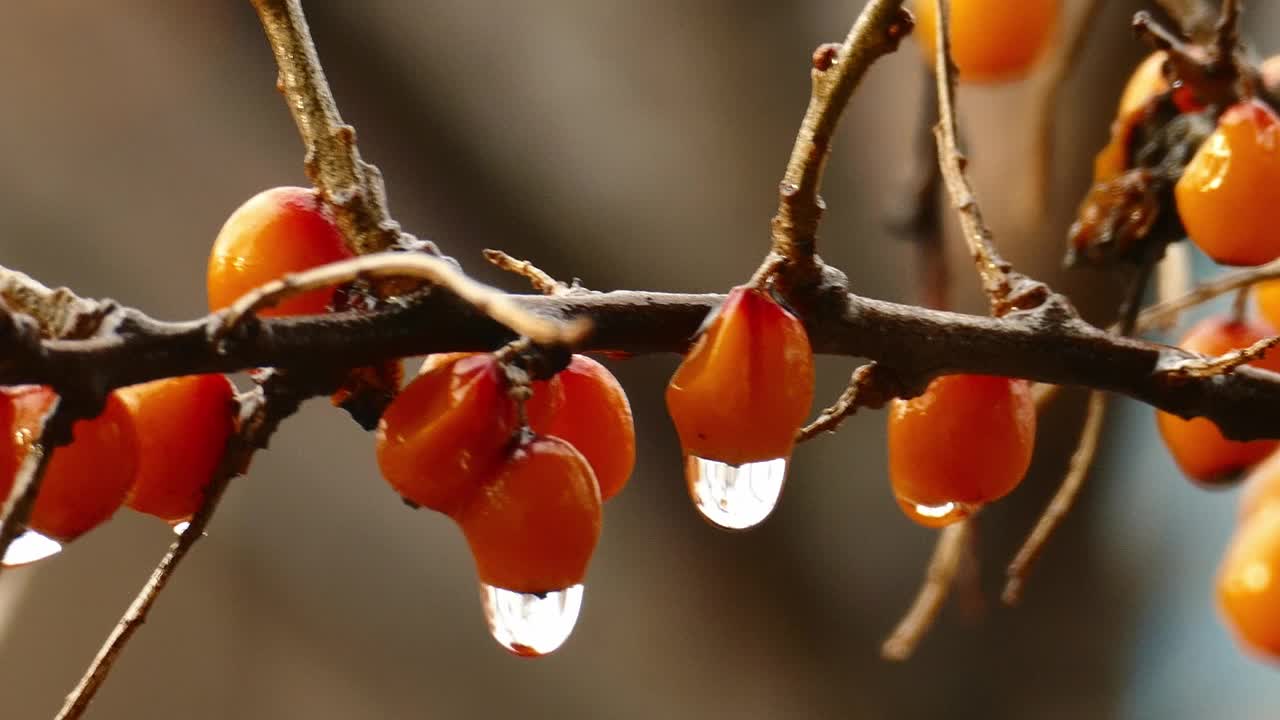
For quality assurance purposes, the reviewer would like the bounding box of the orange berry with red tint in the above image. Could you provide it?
[376,354,518,516]
[887,375,1036,515]
[913,0,1058,84]
[1156,317,1280,485]
[1118,52,1170,120]
[457,435,602,594]
[1176,99,1280,266]
[532,355,635,501]
[666,286,814,529]
[117,375,236,524]
[1,387,139,542]
[207,186,352,315]
[1217,504,1280,660]
[419,353,564,430]
[1239,449,1280,522]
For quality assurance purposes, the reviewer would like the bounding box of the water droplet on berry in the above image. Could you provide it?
[2,529,62,567]
[685,455,787,530]
[894,496,974,528]
[479,582,584,657]
[170,521,190,536]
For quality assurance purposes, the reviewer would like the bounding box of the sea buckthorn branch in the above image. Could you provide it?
[929,0,1046,317]
[887,72,947,311]
[1002,389,1109,605]
[1161,334,1280,378]
[1155,0,1219,39]
[797,362,904,441]
[54,370,323,720]
[880,520,972,661]
[249,0,423,257]
[211,253,591,348]
[1135,255,1280,331]
[482,249,571,297]
[766,0,913,286]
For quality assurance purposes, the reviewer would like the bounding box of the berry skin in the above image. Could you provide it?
[457,435,602,593]
[207,186,352,315]
[531,355,635,502]
[1176,99,1280,266]
[1217,504,1280,660]
[0,387,140,542]
[117,375,237,524]
[1156,317,1280,485]
[419,352,564,431]
[666,286,815,466]
[887,375,1036,513]
[1118,52,1170,120]
[912,0,1058,84]
[1255,279,1280,332]
[1239,450,1280,522]
[376,354,518,516]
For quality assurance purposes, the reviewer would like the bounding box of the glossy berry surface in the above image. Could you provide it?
[1156,317,1280,485]
[207,186,352,316]
[419,353,564,431]
[532,355,635,502]
[457,435,602,594]
[117,375,237,523]
[377,354,518,516]
[1176,99,1280,266]
[666,286,814,467]
[1218,504,1280,660]
[1,387,139,542]
[913,0,1058,84]
[887,374,1036,512]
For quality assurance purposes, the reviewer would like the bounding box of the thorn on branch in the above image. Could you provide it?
[483,249,570,296]
[1161,334,1280,379]
[797,362,909,441]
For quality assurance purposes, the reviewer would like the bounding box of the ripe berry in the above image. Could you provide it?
[117,375,237,524]
[1217,504,1280,660]
[887,375,1036,516]
[531,355,635,501]
[419,353,564,431]
[457,435,602,594]
[1156,317,1280,485]
[1255,280,1280,332]
[376,354,518,516]
[666,286,814,467]
[912,0,1058,84]
[0,387,139,542]
[1176,99,1280,266]
[1239,449,1280,522]
[207,186,352,315]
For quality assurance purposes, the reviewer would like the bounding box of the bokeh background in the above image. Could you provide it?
[1,1,1278,718]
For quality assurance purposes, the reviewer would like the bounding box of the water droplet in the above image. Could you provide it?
[894,496,974,529]
[479,582,584,657]
[685,455,787,530]
[2,529,62,567]
[170,521,191,536]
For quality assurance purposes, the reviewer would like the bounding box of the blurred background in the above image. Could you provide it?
[0,1,1278,718]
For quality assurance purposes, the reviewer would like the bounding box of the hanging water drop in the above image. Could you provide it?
[685,455,787,530]
[170,521,191,536]
[894,496,974,529]
[479,582,584,657]
[2,529,62,567]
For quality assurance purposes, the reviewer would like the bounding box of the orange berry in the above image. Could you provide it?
[457,435,602,593]
[418,352,563,430]
[117,375,237,524]
[532,355,635,502]
[1176,99,1280,266]
[1,387,139,542]
[1239,449,1280,522]
[207,186,352,315]
[1118,52,1170,120]
[1156,317,1280,485]
[887,375,1036,513]
[1217,504,1280,660]
[376,354,518,516]
[913,0,1058,84]
[666,286,814,466]
[1255,279,1280,332]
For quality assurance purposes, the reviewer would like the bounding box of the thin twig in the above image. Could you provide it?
[930,0,1040,316]
[54,372,315,720]
[1135,256,1280,332]
[797,362,901,441]
[249,0,418,257]
[1002,389,1109,605]
[888,70,947,310]
[882,520,972,661]
[1028,0,1104,216]
[1154,0,1218,39]
[482,249,568,296]
[212,253,591,348]
[0,397,73,579]
[768,0,913,276]
[1163,334,1280,378]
